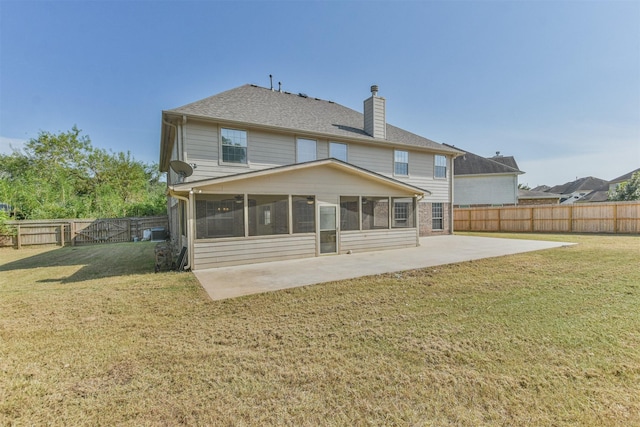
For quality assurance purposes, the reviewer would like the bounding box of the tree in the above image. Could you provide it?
[609,171,640,201]
[0,127,166,219]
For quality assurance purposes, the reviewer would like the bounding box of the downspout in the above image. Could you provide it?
[180,115,187,161]
[162,118,177,158]
[162,117,177,180]
[450,156,455,234]
[168,189,193,271]
[415,194,424,246]
[162,115,187,162]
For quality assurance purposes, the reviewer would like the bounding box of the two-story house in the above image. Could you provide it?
[159,84,462,270]
[446,147,523,207]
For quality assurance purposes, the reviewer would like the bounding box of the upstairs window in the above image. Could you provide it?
[297,138,317,163]
[329,142,348,162]
[435,155,447,178]
[394,150,408,176]
[221,128,247,164]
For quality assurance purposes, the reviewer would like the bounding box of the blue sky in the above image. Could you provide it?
[1,0,638,187]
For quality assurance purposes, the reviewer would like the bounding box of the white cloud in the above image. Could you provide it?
[0,136,27,155]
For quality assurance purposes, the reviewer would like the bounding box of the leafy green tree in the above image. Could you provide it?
[0,127,166,219]
[0,209,15,236]
[609,171,640,201]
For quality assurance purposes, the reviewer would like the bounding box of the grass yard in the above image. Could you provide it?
[1,234,639,426]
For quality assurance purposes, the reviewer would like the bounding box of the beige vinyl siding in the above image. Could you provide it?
[183,122,294,180]
[339,229,417,254]
[349,147,451,202]
[249,130,295,167]
[400,152,451,202]
[193,234,316,269]
[183,121,218,162]
[178,120,452,202]
[194,165,414,206]
[348,144,393,175]
[316,139,329,159]
[363,96,386,139]
[454,175,518,205]
[168,137,180,185]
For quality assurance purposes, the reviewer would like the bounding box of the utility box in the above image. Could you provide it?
[151,227,167,241]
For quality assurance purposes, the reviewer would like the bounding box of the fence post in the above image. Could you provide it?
[497,208,501,232]
[568,205,573,232]
[530,207,534,232]
[613,203,618,234]
[16,224,21,249]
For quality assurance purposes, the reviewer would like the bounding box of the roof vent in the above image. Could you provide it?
[371,85,379,96]
[298,93,308,98]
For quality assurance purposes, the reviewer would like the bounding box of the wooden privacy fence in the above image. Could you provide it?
[0,215,169,248]
[454,202,640,234]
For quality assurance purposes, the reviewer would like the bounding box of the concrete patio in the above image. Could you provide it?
[194,234,575,300]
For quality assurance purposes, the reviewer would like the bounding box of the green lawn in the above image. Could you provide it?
[1,235,639,426]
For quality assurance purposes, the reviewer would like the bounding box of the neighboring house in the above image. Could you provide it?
[517,189,561,205]
[447,148,523,207]
[608,168,640,196]
[547,177,609,204]
[159,84,463,270]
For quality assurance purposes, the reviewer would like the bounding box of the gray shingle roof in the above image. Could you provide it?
[518,189,561,199]
[577,190,609,203]
[547,176,609,195]
[490,155,520,170]
[609,167,640,183]
[165,84,461,154]
[446,146,523,175]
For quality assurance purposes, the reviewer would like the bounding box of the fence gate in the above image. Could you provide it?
[74,219,131,244]
[2,215,169,248]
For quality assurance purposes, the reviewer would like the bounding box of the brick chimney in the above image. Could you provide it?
[364,85,386,139]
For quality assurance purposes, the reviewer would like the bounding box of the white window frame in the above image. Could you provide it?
[392,197,414,228]
[329,142,348,162]
[435,155,447,179]
[394,150,409,176]
[220,128,248,166]
[296,138,317,163]
[432,202,444,230]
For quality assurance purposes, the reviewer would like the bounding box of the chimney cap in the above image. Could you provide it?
[371,85,379,95]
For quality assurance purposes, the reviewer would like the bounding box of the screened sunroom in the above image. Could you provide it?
[169,159,428,270]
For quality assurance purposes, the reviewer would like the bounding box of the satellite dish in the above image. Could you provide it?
[169,160,194,181]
